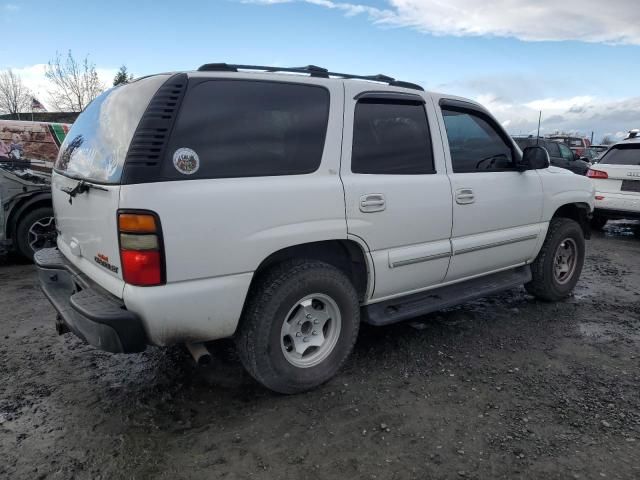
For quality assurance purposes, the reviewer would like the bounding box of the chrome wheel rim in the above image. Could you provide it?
[553,238,578,285]
[280,293,342,369]
[28,216,56,252]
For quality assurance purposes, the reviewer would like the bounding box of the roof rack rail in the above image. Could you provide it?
[196,63,424,91]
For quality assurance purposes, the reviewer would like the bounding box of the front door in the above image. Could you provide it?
[436,100,545,282]
[341,85,453,301]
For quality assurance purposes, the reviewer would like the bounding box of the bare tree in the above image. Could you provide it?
[0,69,32,118]
[601,135,615,145]
[45,51,104,112]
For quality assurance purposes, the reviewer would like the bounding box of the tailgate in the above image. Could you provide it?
[50,75,171,298]
[53,173,124,297]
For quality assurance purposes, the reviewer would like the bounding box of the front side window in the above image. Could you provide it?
[545,141,561,157]
[441,108,514,173]
[351,99,434,174]
[164,80,330,179]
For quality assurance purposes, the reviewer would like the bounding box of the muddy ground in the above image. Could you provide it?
[1,222,639,480]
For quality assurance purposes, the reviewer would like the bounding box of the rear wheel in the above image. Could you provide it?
[236,260,360,394]
[525,218,585,301]
[16,206,56,261]
[590,214,608,231]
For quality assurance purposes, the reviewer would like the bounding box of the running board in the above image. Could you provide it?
[363,266,531,326]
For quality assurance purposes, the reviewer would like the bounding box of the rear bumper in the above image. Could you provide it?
[35,248,147,353]
[594,191,640,217]
[594,208,640,220]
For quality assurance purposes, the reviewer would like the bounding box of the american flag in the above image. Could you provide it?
[31,97,46,111]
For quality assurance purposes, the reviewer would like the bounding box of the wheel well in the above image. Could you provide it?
[552,203,591,239]
[7,197,53,241]
[252,240,370,302]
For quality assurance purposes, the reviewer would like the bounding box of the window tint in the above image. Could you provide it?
[164,80,329,179]
[545,141,561,157]
[441,108,514,173]
[599,146,640,165]
[558,143,574,161]
[351,99,434,174]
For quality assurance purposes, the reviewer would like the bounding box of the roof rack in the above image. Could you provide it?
[196,63,424,91]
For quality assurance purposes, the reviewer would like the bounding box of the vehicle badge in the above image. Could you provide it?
[173,148,200,175]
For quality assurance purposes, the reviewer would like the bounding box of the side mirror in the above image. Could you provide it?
[519,146,550,170]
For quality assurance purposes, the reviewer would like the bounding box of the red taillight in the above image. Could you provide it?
[121,250,162,285]
[118,211,164,286]
[587,169,608,179]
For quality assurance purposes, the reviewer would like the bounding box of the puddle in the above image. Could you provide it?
[604,220,640,238]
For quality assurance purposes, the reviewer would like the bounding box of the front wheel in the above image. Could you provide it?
[15,206,57,261]
[525,218,585,301]
[236,260,360,394]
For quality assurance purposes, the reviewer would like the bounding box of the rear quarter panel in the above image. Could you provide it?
[118,80,347,283]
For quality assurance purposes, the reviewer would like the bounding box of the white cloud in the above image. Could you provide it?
[3,3,19,11]
[249,0,640,45]
[3,63,118,111]
[476,94,640,142]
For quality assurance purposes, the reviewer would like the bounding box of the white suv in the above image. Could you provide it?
[36,64,595,393]
[588,137,640,229]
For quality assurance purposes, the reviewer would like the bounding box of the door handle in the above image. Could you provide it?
[455,188,475,205]
[360,194,386,213]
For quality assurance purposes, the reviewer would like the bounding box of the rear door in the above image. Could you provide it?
[53,75,169,297]
[341,85,453,300]
[436,98,544,282]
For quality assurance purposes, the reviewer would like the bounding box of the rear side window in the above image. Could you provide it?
[599,146,640,166]
[558,143,574,161]
[55,75,169,183]
[163,80,329,179]
[442,108,514,173]
[351,100,434,174]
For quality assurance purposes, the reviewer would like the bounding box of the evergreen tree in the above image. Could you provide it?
[113,65,133,86]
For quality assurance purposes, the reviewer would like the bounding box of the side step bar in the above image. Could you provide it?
[363,266,532,326]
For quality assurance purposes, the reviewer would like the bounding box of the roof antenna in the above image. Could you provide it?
[536,111,542,145]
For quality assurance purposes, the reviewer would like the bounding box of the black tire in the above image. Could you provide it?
[525,218,585,301]
[590,215,608,231]
[15,206,56,261]
[236,259,360,394]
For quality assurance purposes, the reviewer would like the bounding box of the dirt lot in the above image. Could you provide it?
[1,223,639,480]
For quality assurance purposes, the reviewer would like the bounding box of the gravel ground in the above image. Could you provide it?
[1,222,639,480]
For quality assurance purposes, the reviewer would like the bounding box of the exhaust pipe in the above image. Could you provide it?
[186,342,212,365]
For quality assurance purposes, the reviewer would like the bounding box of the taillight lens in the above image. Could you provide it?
[118,211,164,286]
[587,169,608,179]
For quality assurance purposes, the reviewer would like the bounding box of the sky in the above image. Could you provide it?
[1,0,639,142]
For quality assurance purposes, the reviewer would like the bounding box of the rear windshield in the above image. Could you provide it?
[54,75,169,183]
[599,145,640,166]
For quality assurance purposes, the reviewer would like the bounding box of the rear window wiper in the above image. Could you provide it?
[62,180,108,204]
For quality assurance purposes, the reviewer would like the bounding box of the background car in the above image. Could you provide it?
[548,134,591,156]
[587,137,640,229]
[513,136,589,174]
[0,120,69,260]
